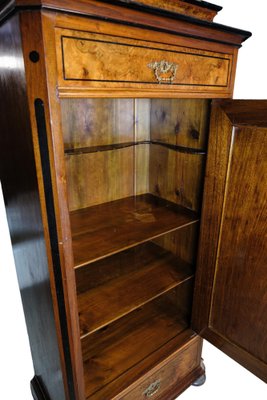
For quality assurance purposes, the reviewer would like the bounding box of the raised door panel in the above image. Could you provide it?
[192,100,267,383]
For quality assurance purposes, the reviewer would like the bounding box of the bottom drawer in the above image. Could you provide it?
[120,335,203,400]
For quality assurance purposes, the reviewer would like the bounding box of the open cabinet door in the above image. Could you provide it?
[192,100,267,383]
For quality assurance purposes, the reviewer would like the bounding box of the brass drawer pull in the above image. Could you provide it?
[143,380,161,397]
[148,60,178,84]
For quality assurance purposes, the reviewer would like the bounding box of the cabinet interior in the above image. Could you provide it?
[60,98,210,398]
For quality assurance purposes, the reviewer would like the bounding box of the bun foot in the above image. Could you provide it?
[192,373,206,387]
[192,360,206,387]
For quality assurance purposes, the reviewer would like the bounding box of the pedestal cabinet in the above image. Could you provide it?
[0,1,266,399]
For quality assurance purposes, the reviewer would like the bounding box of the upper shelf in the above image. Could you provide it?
[70,194,199,268]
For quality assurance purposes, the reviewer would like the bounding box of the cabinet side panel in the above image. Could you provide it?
[0,15,65,399]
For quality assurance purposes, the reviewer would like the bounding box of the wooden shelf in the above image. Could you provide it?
[64,140,206,155]
[70,194,199,267]
[65,141,145,155]
[77,242,194,337]
[81,293,195,399]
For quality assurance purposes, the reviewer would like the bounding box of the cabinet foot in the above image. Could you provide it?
[192,360,206,387]
[192,373,206,387]
[30,376,50,400]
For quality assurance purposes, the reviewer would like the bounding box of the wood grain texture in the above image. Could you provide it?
[61,98,135,149]
[63,98,208,211]
[192,100,234,332]
[81,285,194,398]
[149,145,206,212]
[48,9,244,98]
[142,365,203,400]
[63,98,208,212]
[61,98,150,148]
[62,98,151,210]
[11,0,251,46]
[0,13,66,400]
[65,147,135,210]
[88,351,204,400]
[75,244,154,294]
[192,100,267,383]
[52,10,239,60]
[120,339,202,400]
[135,142,150,195]
[39,11,86,399]
[210,125,267,363]
[75,240,196,293]
[85,332,201,400]
[77,242,194,336]
[152,222,199,265]
[217,99,267,127]
[0,3,254,400]
[70,194,198,267]
[0,0,250,51]
[61,30,231,88]
[150,99,210,150]
[134,98,151,141]
[124,0,219,21]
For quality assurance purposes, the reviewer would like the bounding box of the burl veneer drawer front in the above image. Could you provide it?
[55,27,233,97]
[118,335,202,400]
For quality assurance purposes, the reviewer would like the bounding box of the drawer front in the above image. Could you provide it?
[62,34,230,86]
[119,335,202,400]
[55,26,234,97]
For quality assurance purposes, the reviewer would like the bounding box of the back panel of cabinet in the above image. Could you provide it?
[62,98,209,210]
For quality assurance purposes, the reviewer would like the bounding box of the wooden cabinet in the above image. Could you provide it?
[0,1,266,400]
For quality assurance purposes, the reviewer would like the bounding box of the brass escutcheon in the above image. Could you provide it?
[148,60,178,84]
[143,380,161,397]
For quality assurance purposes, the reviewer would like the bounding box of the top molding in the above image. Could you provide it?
[114,0,222,22]
[0,0,251,46]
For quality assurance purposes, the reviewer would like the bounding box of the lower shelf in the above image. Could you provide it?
[77,242,194,337]
[82,285,195,399]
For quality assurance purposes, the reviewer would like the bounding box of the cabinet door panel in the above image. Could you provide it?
[192,100,267,382]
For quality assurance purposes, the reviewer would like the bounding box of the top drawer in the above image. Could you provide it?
[55,26,235,98]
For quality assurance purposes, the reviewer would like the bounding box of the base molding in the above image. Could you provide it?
[30,376,50,400]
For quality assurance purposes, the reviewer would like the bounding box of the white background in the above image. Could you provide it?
[0,1,266,399]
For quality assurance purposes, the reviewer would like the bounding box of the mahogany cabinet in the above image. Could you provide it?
[0,1,266,399]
